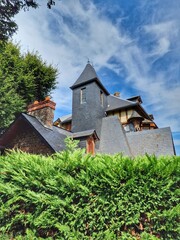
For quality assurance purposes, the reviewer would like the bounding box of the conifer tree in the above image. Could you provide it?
[0,41,58,128]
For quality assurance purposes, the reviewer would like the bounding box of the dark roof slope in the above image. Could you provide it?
[99,116,132,155]
[72,129,99,140]
[22,113,72,152]
[71,63,98,87]
[106,95,136,112]
[70,63,109,95]
[61,114,72,123]
[106,95,152,120]
[127,96,143,104]
[126,127,175,156]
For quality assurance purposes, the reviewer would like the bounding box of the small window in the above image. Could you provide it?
[100,90,103,106]
[129,123,135,131]
[81,87,86,103]
[124,123,135,132]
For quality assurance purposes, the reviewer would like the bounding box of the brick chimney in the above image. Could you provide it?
[27,96,56,128]
[114,92,120,98]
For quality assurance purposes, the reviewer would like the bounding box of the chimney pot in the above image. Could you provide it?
[114,92,120,97]
[45,96,51,101]
[34,100,39,104]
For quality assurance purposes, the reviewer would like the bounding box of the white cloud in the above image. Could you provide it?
[13,0,180,133]
[143,21,178,57]
[13,0,129,112]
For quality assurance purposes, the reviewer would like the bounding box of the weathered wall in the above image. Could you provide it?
[9,123,53,155]
[71,82,108,136]
[126,127,175,156]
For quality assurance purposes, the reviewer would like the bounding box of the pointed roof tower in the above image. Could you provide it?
[70,63,109,95]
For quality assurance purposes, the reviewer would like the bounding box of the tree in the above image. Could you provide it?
[21,51,58,102]
[0,0,56,42]
[0,41,58,128]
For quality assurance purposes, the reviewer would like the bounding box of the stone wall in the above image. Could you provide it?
[10,123,53,155]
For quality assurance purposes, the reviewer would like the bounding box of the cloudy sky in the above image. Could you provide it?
[13,0,180,155]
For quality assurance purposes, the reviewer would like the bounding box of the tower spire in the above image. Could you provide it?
[70,63,109,95]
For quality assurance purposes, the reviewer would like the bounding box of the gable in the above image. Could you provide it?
[106,95,152,121]
[0,116,54,155]
[22,113,71,152]
[0,113,73,154]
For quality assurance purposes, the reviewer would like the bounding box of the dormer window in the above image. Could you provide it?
[81,87,86,103]
[100,90,103,106]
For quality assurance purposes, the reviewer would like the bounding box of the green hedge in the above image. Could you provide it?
[0,146,179,239]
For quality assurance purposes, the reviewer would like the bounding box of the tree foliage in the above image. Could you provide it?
[0,41,58,128]
[0,149,179,239]
[0,0,56,41]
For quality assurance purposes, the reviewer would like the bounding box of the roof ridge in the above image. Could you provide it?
[109,94,137,103]
[70,63,109,95]
[71,63,98,88]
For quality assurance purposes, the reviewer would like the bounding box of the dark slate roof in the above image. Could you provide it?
[60,114,72,123]
[126,127,175,156]
[106,95,136,112]
[72,63,98,87]
[72,129,99,140]
[107,95,152,121]
[22,113,72,152]
[126,95,143,104]
[23,114,100,150]
[99,116,132,155]
[70,63,109,95]
[54,114,72,125]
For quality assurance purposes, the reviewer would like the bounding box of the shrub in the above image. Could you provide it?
[0,149,179,239]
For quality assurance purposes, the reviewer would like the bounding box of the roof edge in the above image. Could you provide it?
[70,77,110,95]
[21,113,56,152]
[106,102,137,112]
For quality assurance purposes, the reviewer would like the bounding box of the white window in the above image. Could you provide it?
[81,87,86,103]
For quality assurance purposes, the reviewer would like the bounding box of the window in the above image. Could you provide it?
[124,123,135,132]
[100,90,103,106]
[129,123,135,131]
[81,87,86,103]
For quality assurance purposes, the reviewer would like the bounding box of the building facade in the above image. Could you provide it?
[0,63,175,156]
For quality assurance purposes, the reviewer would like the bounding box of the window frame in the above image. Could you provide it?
[100,90,104,106]
[80,87,86,104]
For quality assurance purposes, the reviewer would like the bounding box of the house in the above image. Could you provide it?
[0,63,175,156]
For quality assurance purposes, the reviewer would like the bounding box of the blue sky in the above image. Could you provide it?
[13,0,180,155]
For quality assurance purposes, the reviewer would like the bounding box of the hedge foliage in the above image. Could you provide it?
[0,143,179,239]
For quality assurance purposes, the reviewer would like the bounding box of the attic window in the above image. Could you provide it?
[81,87,86,103]
[100,90,103,106]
